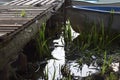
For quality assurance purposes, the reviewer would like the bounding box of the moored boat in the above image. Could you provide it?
[67,5,120,32]
[72,0,120,6]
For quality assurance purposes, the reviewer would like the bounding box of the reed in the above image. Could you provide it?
[44,66,49,80]
[36,23,51,60]
[106,72,118,80]
[101,51,107,75]
[64,20,72,44]
[101,51,112,75]
[74,20,120,53]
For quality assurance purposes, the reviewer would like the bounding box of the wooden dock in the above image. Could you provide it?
[0,0,65,74]
[0,0,64,41]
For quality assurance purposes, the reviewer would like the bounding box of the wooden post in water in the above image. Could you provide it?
[18,53,28,73]
[0,64,9,80]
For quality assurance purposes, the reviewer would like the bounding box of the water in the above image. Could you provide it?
[19,17,120,80]
[40,26,99,80]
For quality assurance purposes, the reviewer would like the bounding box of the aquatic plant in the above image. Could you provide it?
[106,72,118,80]
[101,51,112,75]
[73,20,120,53]
[62,18,120,79]
[20,9,26,17]
[36,23,51,60]
[110,9,115,14]
[64,20,72,43]
[101,51,107,75]
[44,66,49,80]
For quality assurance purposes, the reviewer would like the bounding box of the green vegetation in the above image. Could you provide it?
[36,23,51,60]
[20,9,26,17]
[106,72,118,80]
[64,20,72,45]
[74,22,120,52]
[62,20,120,80]
[44,66,49,80]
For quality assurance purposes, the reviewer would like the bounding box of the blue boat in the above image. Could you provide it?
[67,5,120,31]
[72,0,120,6]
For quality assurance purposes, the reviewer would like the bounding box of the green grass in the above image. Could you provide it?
[20,9,26,17]
[36,23,51,60]
[62,19,120,79]
[64,20,72,44]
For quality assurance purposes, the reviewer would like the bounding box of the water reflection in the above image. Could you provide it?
[45,36,65,80]
[42,26,99,80]
[68,61,99,77]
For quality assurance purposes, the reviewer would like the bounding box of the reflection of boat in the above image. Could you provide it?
[67,5,120,32]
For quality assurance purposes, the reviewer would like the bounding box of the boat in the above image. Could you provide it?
[72,0,120,6]
[67,4,120,32]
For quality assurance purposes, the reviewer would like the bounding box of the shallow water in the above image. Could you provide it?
[19,19,120,80]
[40,26,100,80]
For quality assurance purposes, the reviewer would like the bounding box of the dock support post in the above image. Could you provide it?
[0,64,9,80]
[18,53,28,73]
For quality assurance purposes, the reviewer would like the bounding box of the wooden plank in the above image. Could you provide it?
[24,0,39,5]
[46,0,56,5]
[0,18,32,21]
[16,0,32,6]
[0,27,18,30]
[10,8,47,11]
[32,0,45,6]
[0,14,37,18]
[0,16,35,18]
[41,0,50,5]
[0,24,22,27]
[0,29,15,32]
[0,10,43,15]
[4,0,20,5]
[0,0,56,39]
[0,12,42,19]
[0,20,27,26]
[0,5,52,10]
[0,32,10,37]
[10,0,28,5]
[7,0,24,5]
